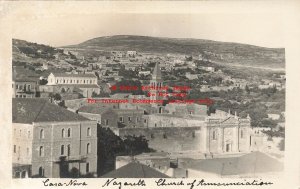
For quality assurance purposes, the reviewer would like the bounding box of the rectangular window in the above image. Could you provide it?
[119,117,124,122]
[105,120,109,125]
[13,145,16,153]
[67,145,71,156]
[128,117,132,121]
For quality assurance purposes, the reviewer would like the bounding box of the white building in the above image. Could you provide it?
[47,73,97,86]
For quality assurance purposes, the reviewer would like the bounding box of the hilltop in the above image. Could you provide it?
[65,35,285,68]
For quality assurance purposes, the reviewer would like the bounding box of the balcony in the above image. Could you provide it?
[54,155,87,163]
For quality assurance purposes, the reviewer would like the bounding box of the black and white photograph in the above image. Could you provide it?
[2,1,300,188]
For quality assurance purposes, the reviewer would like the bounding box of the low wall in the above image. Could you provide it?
[116,127,203,152]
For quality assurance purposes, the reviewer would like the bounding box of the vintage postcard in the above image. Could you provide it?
[1,1,300,189]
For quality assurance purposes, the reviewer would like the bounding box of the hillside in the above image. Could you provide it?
[12,39,82,77]
[66,35,285,68]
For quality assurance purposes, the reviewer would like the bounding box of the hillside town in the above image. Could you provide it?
[12,38,285,178]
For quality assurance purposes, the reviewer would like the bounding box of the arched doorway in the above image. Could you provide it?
[225,140,232,152]
[38,167,44,177]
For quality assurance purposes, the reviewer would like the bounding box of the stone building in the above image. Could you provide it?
[43,72,100,98]
[47,73,97,86]
[12,98,98,178]
[110,113,251,153]
[12,66,38,98]
[78,107,144,128]
[164,103,207,116]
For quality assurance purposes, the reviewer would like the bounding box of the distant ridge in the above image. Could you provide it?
[65,35,285,68]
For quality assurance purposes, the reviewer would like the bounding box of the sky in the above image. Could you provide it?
[9,3,285,48]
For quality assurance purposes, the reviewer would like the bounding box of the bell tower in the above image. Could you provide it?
[149,63,164,105]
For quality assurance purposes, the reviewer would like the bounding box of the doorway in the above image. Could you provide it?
[226,143,232,152]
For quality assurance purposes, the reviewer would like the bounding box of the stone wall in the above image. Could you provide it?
[115,127,203,152]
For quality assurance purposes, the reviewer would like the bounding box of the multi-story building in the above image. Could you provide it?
[12,98,98,178]
[78,107,144,128]
[12,66,38,98]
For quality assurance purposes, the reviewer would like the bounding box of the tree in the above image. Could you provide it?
[92,92,110,98]
[260,119,277,129]
[97,126,154,176]
[39,79,48,85]
[245,85,250,94]
[53,93,62,101]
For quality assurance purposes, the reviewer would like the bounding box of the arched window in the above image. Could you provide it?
[241,130,244,138]
[39,146,44,157]
[67,144,71,156]
[28,131,31,138]
[61,145,64,155]
[67,128,71,137]
[87,128,91,137]
[40,129,44,139]
[212,130,217,140]
[86,143,91,154]
[61,129,65,138]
